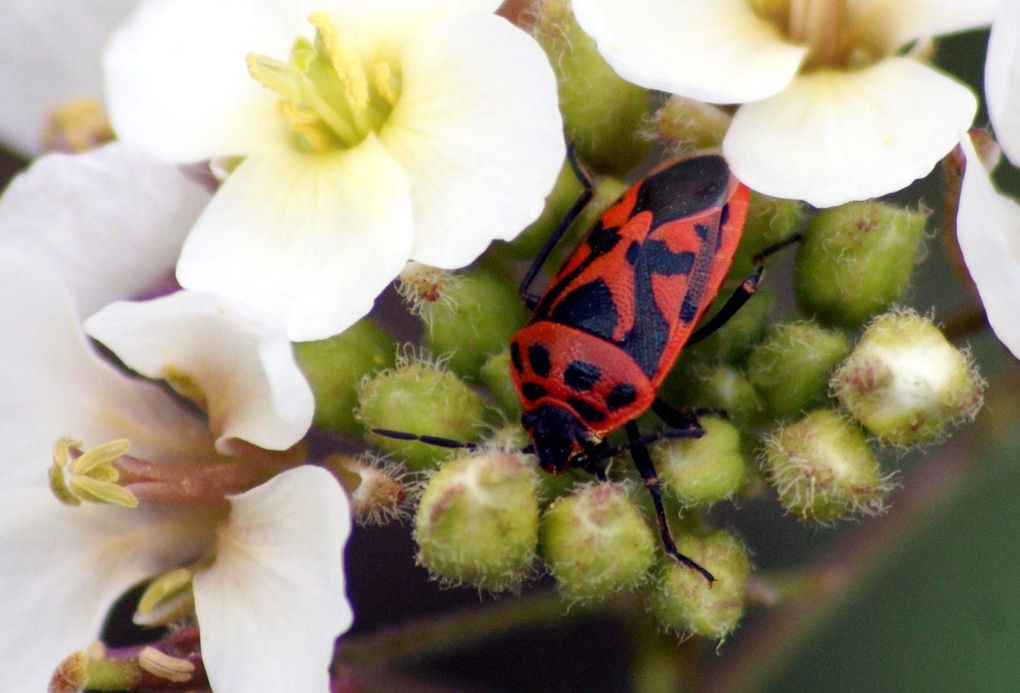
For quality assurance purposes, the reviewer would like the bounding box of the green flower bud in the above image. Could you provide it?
[656,96,731,148]
[648,531,751,639]
[480,348,522,418]
[358,353,490,469]
[730,192,804,279]
[762,409,891,522]
[294,318,395,436]
[795,202,927,328]
[399,265,529,380]
[540,482,656,602]
[746,320,852,418]
[690,290,774,364]
[652,416,747,506]
[832,311,984,446]
[661,361,765,427]
[415,451,539,590]
[533,0,653,174]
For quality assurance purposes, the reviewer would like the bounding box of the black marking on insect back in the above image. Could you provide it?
[564,360,601,391]
[528,343,551,377]
[586,222,622,256]
[567,397,606,424]
[625,241,641,265]
[510,341,523,373]
[533,222,621,321]
[719,203,730,228]
[632,156,731,226]
[549,278,618,341]
[522,382,548,402]
[606,383,638,411]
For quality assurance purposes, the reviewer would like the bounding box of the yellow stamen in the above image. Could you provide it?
[71,438,130,475]
[245,52,302,102]
[49,437,139,508]
[138,647,195,684]
[162,365,208,411]
[309,10,369,113]
[373,62,400,107]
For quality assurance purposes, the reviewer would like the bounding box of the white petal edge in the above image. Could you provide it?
[724,57,977,207]
[380,13,564,267]
[0,253,215,490]
[571,0,807,104]
[0,487,217,693]
[176,134,414,342]
[104,0,313,162]
[85,291,314,453]
[193,466,352,693]
[957,135,1020,360]
[0,141,210,316]
[847,0,998,54]
[986,0,1020,166]
[0,0,137,156]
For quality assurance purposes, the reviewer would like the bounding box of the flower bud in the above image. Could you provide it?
[532,0,652,174]
[746,320,851,418]
[832,311,984,445]
[762,409,891,522]
[295,318,395,436]
[796,202,927,328]
[358,353,491,469]
[647,531,751,639]
[690,290,774,364]
[656,96,731,149]
[661,362,765,426]
[652,416,747,506]
[480,348,523,419]
[540,482,656,602]
[399,265,529,380]
[415,451,540,590]
[325,453,408,525]
[729,192,804,279]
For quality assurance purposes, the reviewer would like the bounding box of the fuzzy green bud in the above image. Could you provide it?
[399,265,529,380]
[796,202,927,328]
[832,311,984,446]
[661,362,765,426]
[480,348,522,418]
[540,482,656,602]
[358,354,490,468]
[652,416,747,506]
[648,531,751,639]
[690,290,774,364]
[656,96,731,148]
[533,0,652,174]
[415,451,539,590]
[295,318,395,436]
[746,320,852,418]
[762,409,891,522]
[730,192,804,279]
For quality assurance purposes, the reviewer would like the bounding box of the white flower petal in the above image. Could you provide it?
[986,1,1020,166]
[571,0,807,104]
[0,0,136,156]
[957,135,1020,360]
[379,13,564,267]
[176,135,413,342]
[848,0,998,54]
[193,466,352,693]
[0,253,215,489]
[0,141,210,316]
[104,0,313,162]
[724,57,977,207]
[0,488,216,693]
[85,292,314,453]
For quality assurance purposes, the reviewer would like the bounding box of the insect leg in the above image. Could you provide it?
[625,421,714,584]
[519,145,595,309]
[688,233,803,345]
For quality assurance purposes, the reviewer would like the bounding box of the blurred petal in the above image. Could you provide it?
[0,488,216,692]
[848,0,998,54]
[0,142,210,316]
[193,466,352,693]
[724,57,976,207]
[104,0,311,161]
[986,1,1020,166]
[571,0,806,104]
[957,135,1020,360]
[0,0,136,156]
[380,13,564,267]
[85,292,314,453]
[176,134,413,342]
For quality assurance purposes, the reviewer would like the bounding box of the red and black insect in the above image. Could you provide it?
[378,152,794,582]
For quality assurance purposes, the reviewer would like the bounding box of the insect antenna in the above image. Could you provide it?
[370,429,535,455]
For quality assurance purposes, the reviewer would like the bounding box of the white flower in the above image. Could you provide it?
[985,0,1020,166]
[104,0,564,341]
[571,0,996,206]
[956,134,1020,360]
[0,254,348,691]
